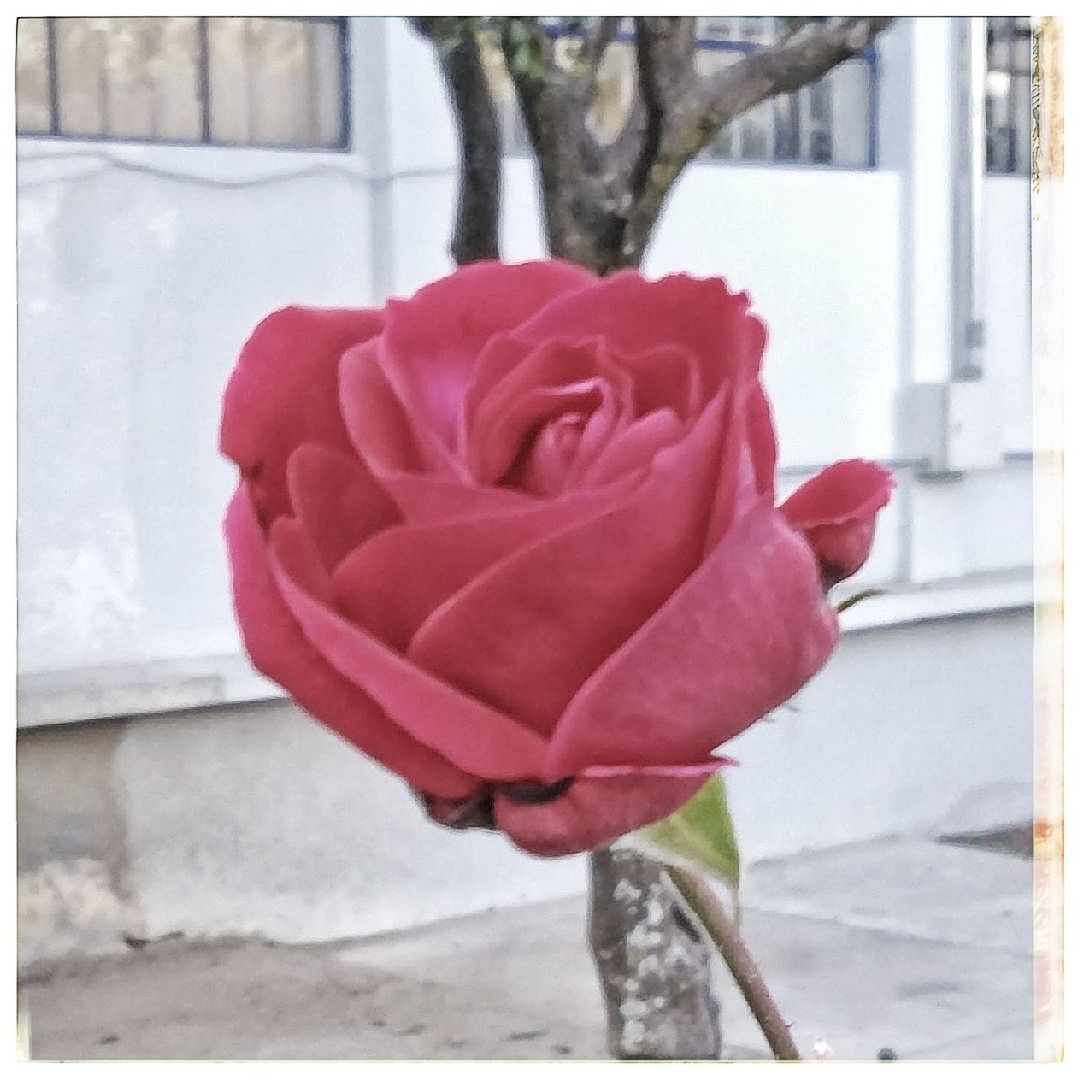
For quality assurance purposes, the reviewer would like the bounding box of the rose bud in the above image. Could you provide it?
[781,459,895,590]
[221,261,893,857]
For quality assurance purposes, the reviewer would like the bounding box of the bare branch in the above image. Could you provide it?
[412,18,501,266]
[703,17,894,126]
[620,16,895,262]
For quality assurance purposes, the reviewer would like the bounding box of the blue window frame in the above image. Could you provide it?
[15,16,350,151]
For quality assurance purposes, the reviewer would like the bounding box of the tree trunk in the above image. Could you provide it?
[578,237,720,1059]
[589,847,721,1058]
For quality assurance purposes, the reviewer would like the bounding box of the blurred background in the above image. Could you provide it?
[16,15,1037,1052]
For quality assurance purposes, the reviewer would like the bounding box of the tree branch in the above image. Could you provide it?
[702,17,894,126]
[412,18,501,265]
[630,18,697,201]
[620,16,895,261]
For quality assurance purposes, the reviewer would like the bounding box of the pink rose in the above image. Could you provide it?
[221,261,893,856]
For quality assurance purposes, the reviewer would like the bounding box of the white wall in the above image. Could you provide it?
[16,16,1033,705]
[17,143,377,674]
[983,176,1033,454]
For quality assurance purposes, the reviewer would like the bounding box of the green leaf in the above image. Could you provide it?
[629,773,740,892]
[836,587,885,614]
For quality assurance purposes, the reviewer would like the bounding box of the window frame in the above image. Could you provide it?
[16,15,352,153]
[984,16,1032,176]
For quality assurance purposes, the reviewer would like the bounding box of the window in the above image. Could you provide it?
[985,16,1031,174]
[696,18,875,167]
[479,17,877,168]
[15,16,349,150]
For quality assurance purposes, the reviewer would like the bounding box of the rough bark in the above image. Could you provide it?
[497,18,626,272]
[589,847,721,1059]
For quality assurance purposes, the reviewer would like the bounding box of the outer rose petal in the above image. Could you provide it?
[267,516,550,781]
[781,458,895,586]
[545,502,839,778]
[378,260,596,448]
[493,761,726,857]
[745,380,778,502]
[221,306,384,522]
[285,444,400,570]
[223,484,475,800]
[705,378,759,548]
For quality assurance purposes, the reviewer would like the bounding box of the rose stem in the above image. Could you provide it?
[665,865,802,1061]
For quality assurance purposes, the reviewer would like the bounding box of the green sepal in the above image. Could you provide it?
[836,587,885,614]
[627,773,740,894]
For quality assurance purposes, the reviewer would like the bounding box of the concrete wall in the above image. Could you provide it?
[18,608,1033,968]
[16,17,1037,964]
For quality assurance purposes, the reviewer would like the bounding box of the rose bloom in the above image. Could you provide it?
[221,261,893,856]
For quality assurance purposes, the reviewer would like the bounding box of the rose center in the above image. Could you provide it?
[505,406,595,497]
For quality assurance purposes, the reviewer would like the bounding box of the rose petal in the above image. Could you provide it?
[339,339,457,479]
[705,380,758,548]
[781,459,895,585]
[223,484,474,800]
[582,407,685,487]
[511,271,767,397]
[374,472,538,524]
[472,377,610,488]
[221,306,383,522]
[285,444,401,570]
[545,502,839,777]
[267,516,549,781]
[332,478,636,651]
[464,335,638,475]
[611,341,703,419]
[493,760,726,856]
[378,260,596,449]
[407,390,729,736]
[745,380,778,503]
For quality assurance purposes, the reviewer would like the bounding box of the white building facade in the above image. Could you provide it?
[16,17,1036,963]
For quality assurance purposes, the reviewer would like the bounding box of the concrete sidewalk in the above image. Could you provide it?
[19,835,1035,1061]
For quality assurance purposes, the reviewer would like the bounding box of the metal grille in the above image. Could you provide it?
[15,16,350,151]
[985,16,1031,174]
[483,17,878,168]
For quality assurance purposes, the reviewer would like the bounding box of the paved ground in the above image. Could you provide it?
[19,835,1035,1062]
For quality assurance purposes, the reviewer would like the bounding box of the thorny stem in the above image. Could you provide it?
[665,865,802,1061]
